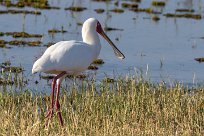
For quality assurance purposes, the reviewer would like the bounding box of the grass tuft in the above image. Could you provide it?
[0,75,203,135]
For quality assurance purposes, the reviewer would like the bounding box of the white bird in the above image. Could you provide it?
[32,18,125,126]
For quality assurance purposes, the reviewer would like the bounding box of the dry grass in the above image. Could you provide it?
[0,76,203,135]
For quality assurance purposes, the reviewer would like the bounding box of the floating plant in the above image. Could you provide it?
[0,0,60,9]
[194,58,204,63]
[131,8,161,14]
[152,1,166,7]
[65,6,87,12]
[176,9,195,13]
[1,66,24,73]
[0,78,14,85]
[121,3,138,9]
[0,40,7,44]
[152,16,160,21]
[88,65,98,70]
[104,27,124,31]
[109,8,124,13]
[91,0,111,2]
[92,59,105,64]
[7,40,41,46]
[40,75,54,80]
[44,42,56,47]
[94,8,105,14]
[48,29,67,34]
[0,10,41,15]
[4,32,42,38]
[164,13,202,20]
[0,32,4,36]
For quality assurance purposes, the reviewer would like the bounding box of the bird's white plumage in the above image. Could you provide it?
[32,18,125,126]
[32,18,101,75]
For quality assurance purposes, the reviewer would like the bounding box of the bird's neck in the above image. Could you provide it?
[82,30,101,59]
[82,30,100,45]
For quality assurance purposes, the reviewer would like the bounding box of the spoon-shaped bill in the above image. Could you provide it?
[100,30,125,59]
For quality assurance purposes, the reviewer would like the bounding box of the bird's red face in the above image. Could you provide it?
[95,21,125,59]
[96,21,103,34]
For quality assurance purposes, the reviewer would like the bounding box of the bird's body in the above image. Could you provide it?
[32,40,99,75]
[32,18,125,126]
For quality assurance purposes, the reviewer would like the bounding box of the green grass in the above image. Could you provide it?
[0,76,203,135]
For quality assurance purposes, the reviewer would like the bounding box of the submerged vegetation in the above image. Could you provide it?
[94,8,105,14]
[109,8,124,13]
[152,1,166,7]
[0,75,203,135]
[164,13,202,20]
[0,0,60,9]
[0,61,25,86]
[92,59,105,65]
[65,6,87,12]
[48,29,67,34]
[194,58,204,63]
[2,32,42,38]
[0,9,41,15]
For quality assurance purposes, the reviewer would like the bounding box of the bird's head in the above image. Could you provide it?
[83,18,125,60]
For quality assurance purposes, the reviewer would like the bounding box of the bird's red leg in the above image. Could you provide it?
[45,71,66,126]
[45,77,56,126]
[55,82,63,126]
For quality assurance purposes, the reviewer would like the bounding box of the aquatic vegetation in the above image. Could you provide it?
[1,66,24,73]
[164,13,202,20]
[40,75,54,80]
[152,1,166,7]
[0,0,60,9]
[91,0,111,2]
[48,29,67,34]
[94,8,105,14]
[92,59,104,64]
[8,40,26,45]
[27,41,42,46]
[130,0,141,2]
[109,8,124,13]
[0,77,14,85]
[3,32,42,38]
[64,6,87,12]
[152,16,160,21]
[0,10,41,15]
[0,32,4,36]
[0,63,24,86]
[131,8,161,14]
[66,74,86,79]
[1,60,11,66]
[0,39,7,44]
[103,77,115,83]
[194,58,204,63]
[0,44,9,48]
[176,9,195,13]
[121,3,138,9]
[44,42,55,47]
[7,40,41,46]
[104,27,124,31]
[88,65,98,70]
[7,66,23,73]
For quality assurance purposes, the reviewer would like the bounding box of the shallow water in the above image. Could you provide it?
[1,0,204,91]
